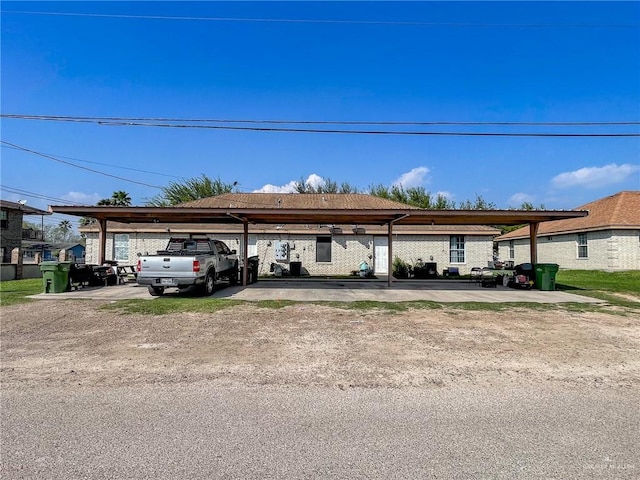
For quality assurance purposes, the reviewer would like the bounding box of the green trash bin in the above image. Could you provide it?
[39,261,71,293]
[535,263,559,291]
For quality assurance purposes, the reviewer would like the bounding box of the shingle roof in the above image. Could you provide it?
[496,191,640,240]
[0,199,50,215]
[177,193,419,210]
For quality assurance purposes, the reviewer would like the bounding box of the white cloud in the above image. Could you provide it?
[393,167,430,188]
[435,190,454,200]
[253,174,325,193]
[252,182,298,194]
[508,192,535,205]
[551,163,640,189]
[62,191,101,205]
[304,173,325,190]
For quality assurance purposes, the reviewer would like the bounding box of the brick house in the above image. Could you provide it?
[80,194,501,277]
[495,191,640,271]
[0,199,50,263]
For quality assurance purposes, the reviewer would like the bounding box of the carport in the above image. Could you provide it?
[50,194,588,287]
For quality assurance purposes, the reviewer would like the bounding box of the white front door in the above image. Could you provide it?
[248,236,257,258]
[374,236,388,274]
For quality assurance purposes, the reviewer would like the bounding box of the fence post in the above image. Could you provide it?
[11,247,23,280]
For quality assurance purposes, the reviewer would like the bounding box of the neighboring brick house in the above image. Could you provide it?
[495,191,640,271]
[0,199,50,263]
[81,194,500,276]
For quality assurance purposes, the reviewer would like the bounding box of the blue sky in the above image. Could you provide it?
[1,1,639,231]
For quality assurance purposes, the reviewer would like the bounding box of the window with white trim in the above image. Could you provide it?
[114,234,130,262]
[449,236,465,263]
[0,209,7,229]
[577,233,588,259]
[509,240,515,259]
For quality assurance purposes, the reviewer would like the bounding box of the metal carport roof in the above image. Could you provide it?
[50,196,588,286]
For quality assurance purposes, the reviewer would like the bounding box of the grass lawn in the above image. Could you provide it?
[556,269,640,295]
[555,269,640,308]
[0,278,43,307]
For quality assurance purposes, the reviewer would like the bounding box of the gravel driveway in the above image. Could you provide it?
[2,300,638,389]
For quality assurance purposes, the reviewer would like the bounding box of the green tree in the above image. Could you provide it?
[457,194,497,210]
[58,220,72,242]
[97,190,132,206]
[368,184,454,209]
[294,177,358,194]
[145,175,235,206]
[111,190,132,206]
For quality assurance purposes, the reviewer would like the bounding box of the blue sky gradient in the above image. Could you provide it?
[1,1,639,230]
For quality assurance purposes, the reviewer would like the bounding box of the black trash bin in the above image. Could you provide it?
[290,261,302,277]
[247,256,260,284]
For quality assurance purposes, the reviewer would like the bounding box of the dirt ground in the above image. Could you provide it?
[1,300,639,389]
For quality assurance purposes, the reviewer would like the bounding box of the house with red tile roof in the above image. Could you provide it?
[495,191,640,271]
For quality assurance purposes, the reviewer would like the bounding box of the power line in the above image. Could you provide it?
[1,141,163,189]
[2,10,638,28]
[3,114,638,127]
[0,185,80,205]
[2,116,638,137]
[1,144,182,179]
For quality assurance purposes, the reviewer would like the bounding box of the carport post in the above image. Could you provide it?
[98,219,107,264]
[387,214,410,287]
[529,222,539,266]
[387,222,393,287]
[242,221,249,286]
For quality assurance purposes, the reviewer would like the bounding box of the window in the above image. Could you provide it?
[316,236,332,262]
[577,233,588,259]
[114,234,129,262]
[449,236,465,263]
[0,209,7,229]
[214,240,231,255]
[509,240,515,259]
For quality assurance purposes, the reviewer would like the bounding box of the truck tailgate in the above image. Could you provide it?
[137,256,198,278]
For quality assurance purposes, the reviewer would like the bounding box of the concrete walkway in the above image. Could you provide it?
[29,278,601,304]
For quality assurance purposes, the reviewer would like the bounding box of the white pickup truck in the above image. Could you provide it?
[136,237,239,296]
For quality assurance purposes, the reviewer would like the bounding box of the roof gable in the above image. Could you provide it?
[496,191,640,240]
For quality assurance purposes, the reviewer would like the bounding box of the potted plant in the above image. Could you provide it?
[392,256,410,279]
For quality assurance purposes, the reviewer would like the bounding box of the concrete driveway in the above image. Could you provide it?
[29,278,601,303]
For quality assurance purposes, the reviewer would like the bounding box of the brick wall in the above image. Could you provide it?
[85,231,496,276]
[497,229,640,270]
[0,209,23,263]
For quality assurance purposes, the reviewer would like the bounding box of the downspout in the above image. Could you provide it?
[243,221,249,285]
[227,213,249,286]
[529,222,539,266]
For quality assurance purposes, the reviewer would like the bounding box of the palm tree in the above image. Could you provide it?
[97,191,132,206]
[58,220,73,242]
[111,191,132,206]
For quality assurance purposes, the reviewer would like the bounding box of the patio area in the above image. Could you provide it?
[28,277,602,304]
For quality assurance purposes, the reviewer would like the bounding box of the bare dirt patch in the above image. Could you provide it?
[1,300,638,389]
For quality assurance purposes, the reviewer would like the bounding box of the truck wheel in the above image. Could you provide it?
[148,286,164,296]
[202,270,215,296]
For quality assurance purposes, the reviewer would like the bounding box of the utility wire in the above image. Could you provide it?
[1,141,163,189]
[3,114,638,127]
[2,10,638,28]
[2,116,638,137]
[1,143,182,179]
[0,185,80,205]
